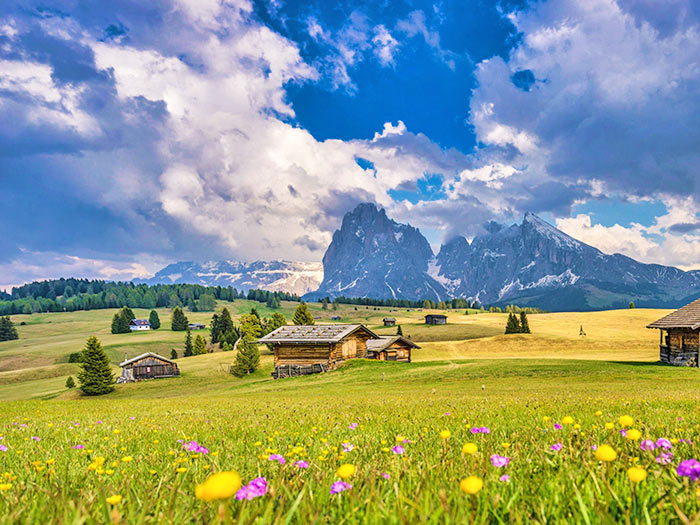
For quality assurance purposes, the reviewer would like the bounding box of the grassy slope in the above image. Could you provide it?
[0,302,672,401]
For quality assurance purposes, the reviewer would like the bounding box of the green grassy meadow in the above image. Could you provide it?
[4,302,700,523]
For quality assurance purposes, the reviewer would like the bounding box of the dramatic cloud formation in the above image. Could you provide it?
[0,0,699,290]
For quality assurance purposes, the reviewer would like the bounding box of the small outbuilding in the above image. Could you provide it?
[117,352,180,383]
[383,317,396,326]
[425,314,447,325]
[129,319,151,331]
[188,323,206,330]
[647,298,700,366]
[331,316,341,320]
[259,324,378,379]
[366,336,419,362]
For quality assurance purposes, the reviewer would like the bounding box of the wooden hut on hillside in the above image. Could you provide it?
[258,324,378,379]
[647,298,700,366]
[366,336,419,362]
[425,314,447,325]
[117,352,180,383]
[383,317,396,326]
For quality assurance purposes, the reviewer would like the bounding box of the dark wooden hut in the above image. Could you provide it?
[366,335,419,362]
[117,352,180,382]
[258,324,378,379]
[647,298,700,366]
[383,317,396,326]
[425,314,447,325]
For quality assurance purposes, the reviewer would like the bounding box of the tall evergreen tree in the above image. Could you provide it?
[65,376,75,389]
[171,306,189,331]
[293,303,315,325]
[184,330,193,357]
[267,312,287,333]
[231,335,260,377]
[505,313,521,334]
[149,310,161,330]
[0,316,19,341]
[519,312,531,334]
[170,348,178,360]
[219,308,234,336]
[122,306,135,321]
[111,311,130,334]
[77,336,114,395]
[397,325,403,336]
[193,334,207,355]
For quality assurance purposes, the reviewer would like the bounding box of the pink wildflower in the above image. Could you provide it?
[269,454,286,464]
[380,473,390,480]
[500,474,510,483]
[0,445,7,452]
[348,423,358,430]
[392,445,404,455]
[236,477,268,500]
[73,444,84,450]
[491,454,510,468]
[294,460,309,469]
[330,481,351,494]
[640,440,656,451]
[656,438,672,449]
[550,443,563,452]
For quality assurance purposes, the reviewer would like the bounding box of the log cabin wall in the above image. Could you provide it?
[329,332,371,364]
[273,344,332,367]
[668,329,700,351]
[385,341,412,362]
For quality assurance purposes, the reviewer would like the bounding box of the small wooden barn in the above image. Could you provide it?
[129,319,150,331]
[383,317,396,326]
[647,298,700,366]
[117,352,180,382]
[258,324,378,379]
[188,323,206,330]
[366,336,419,362]
[425,314,447,325]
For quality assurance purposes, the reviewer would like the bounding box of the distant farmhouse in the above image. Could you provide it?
[129,319,150,331]
[117,352,179,382]
[648,298,700,366]
[383,317,396,326]
[425,314,447,325]
[367,336,418,362]
[259,324,418,379]
[188,323,206,330]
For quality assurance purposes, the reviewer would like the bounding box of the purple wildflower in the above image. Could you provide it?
[348,423,358,430]
[445,412,451,416]
[0,445,7,452]
[31,436,40,441]
[294,460,309,469]
[677,459,700,480]
[268,454,286,465]
[500,474,510,483]
[184,441,209,454]
[236,477,268,500]
[619,429,628,437]
[550,443,563,452]
[554,423,562,430]
[330,481,351,494]
[656,438,672,449]
[392,445,405,455]
[380,473,390,480]
[640,440,656,451]
[491,454,510,468]
[656,452,674,465]
[470,426,491,434]
[591,445,598,451]
[342,443,354,453]
[73,444,84,450]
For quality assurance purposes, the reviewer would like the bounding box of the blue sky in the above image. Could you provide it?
[0,0,699,290]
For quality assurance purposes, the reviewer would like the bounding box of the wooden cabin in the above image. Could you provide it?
[425,314,447,325]
[258,324,378,379]
[129,319,150,331]
[366,336,419,362]
[188,323,206,330]
[117,352,180,383]
[383,317,396,326]
[647,298,700,366]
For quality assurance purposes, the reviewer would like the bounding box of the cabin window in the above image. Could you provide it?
[146,366,151,373]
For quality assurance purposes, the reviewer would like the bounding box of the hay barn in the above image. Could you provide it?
[647,298,700,366]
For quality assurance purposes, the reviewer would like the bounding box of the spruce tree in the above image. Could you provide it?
[397,325,403,336]
[0,316,19,341]
[267,312,287,333]
[193,334,207,355]
[293,303,315,325]
[65,376,75,389]
[122,306,135,321]
[170,348,178,360]
[111,311,130,334]
[77,336,114,395]
[219,308,234,336]
[519,312,531,334]
[629,301,636,309]
[171,306,189,331]
[184,330,193,357]
[505,313,521,334]
[149,310,161,329]
[231,335,260,377]
[210,313,221,344]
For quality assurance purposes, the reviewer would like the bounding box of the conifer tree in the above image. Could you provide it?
[111,311,130,334]
[629,301,636,309]
[519,312,531,334]
[505,313,521,334]
[293,302,315,325]
[65,376,75,389]
[170,348,178,360]
[193,334,207,355]
[0,316,19,341]
[231,335,260,376]
[218,308,234,337]
[210,313,221,344]
[250,307,260,321]
[267,312,287,333]
[149,310,161,329]
[122,306,135,321]
[397,325,403,336]
[77,336,114,395]
[184,330,193,357]
[171,306,189,331]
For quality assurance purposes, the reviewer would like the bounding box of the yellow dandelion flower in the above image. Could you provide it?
[462,443,478,455]
[501,443,511,449]
[0,483,12,491]
[542,416,550,423]
[177,467,187,473]
[595,444,617,462]
[562,416,574,425]
[336,464,356,479]
[440,430,451,440]
[626,429,641,441]
[627,467,647,483]
[595,410,603,417]
[460,476,483,495]
[106,495,122,505]
[605,422,615,430]
[195,471,242,502]
[121,456,133,463]
[619,415,634,428]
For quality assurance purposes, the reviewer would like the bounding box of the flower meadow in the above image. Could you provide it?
[2,394,700,523]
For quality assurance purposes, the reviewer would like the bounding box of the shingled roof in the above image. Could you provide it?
[647,298,700,330]
[258,324,378,344]
[119,352,176,367]
[366,335,420,351]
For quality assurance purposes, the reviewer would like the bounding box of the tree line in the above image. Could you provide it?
[0,278,300,316]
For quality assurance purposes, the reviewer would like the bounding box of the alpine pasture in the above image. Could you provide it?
[3,301,700,523]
